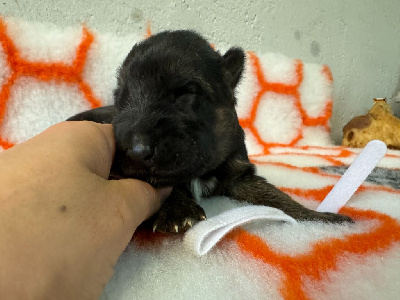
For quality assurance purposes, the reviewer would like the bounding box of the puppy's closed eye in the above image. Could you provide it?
[172,83,201,98]
[171,85,203,113]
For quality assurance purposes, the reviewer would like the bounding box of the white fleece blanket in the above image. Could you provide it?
[1,17,399,300]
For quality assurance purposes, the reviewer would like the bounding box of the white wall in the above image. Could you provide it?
[2,0,400,143]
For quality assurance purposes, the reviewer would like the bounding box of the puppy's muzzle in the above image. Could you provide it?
[126,135,155,167]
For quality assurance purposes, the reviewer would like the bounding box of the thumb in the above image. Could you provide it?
[107,179,171,229]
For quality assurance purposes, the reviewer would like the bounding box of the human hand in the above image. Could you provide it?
[0,121,171,300]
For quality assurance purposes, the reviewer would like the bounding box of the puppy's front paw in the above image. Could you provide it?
[152,202,206,233]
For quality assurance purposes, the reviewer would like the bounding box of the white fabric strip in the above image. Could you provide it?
[183,206,297,256]
[317,140,387,213]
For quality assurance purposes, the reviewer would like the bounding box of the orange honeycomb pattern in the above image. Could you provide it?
[239,51,333,154]
[0,18,102,149]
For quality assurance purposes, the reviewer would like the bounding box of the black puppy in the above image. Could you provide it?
[68,30,352,233]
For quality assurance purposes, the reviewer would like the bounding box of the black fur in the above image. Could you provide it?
[68,30,352,233]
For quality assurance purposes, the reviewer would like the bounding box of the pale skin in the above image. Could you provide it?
[0,121,171,300]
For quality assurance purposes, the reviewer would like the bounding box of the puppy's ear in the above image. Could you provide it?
[223,47,245,88]
[67,105,116,124]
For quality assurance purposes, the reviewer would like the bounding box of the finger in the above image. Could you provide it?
[106,179,172,230]
[42,121,116,179]
[70,122,116,179]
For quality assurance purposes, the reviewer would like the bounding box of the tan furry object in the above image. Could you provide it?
[342,98,400,149]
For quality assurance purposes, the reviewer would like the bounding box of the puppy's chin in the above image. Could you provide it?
[110,158,203,187]
[109,169,190,187]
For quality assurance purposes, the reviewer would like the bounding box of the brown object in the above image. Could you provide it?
[342,98,400,149]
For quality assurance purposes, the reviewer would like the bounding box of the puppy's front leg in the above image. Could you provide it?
[221,158,352,223]
[152,186,206,233]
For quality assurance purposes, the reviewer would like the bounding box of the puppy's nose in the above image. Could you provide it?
[126,136,155,166]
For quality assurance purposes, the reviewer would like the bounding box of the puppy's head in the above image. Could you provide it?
[112,30,245,187]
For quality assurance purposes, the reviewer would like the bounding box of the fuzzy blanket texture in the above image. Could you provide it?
[0,17,399,300]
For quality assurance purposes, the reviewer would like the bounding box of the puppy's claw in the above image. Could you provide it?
[153,224,157,233]
[200,215,207,221]
[183,218,193,228]
[152,201,206,233]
